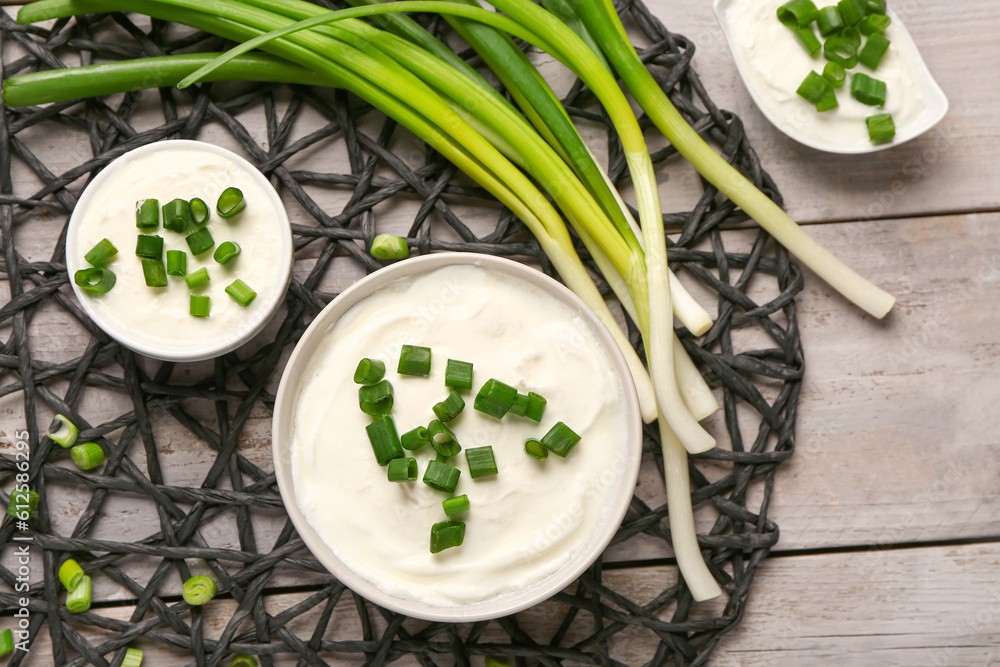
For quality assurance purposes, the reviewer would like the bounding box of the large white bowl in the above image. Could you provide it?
[271,253,642,622]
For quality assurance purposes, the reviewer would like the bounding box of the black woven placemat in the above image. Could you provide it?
[0,1,803,665]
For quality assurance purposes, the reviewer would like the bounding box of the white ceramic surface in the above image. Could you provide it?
[713,0,949,154]
[65,140,293,362]
[271,253,643,622]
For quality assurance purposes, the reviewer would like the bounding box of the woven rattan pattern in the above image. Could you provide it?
[0,1,803,664]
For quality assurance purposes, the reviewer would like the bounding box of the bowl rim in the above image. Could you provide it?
[712,0,949,154]
[65,139,293,362]
[271,252,643,622]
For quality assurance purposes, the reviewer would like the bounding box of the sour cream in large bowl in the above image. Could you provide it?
[66,140,293,361]
[272,253,642,621]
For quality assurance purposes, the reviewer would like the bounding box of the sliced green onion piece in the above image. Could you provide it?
[442,494,470,516]
[423,459,461,493]
[428,419,461,457]
[74,267,116,295]
[793,27,822,57]
[225,279,256,307]
[776,0,819,27]
[824,36,859,69]
[842,26,862,49]
[59,558,85,591]
[185,227,215,256]
[823,61,847,88]
[387,456,418,482]
[214,241,241,264]
[465,446,498,479]
[353,358,386,385]
[858,32,890,69]
[190,197,210,226]
[216,187,246,218]
[47,414,79,448]
[185,267,210,290]
[122,647,143,667]
[7,488,38,519]
[837,0,865,25]
[0,629,12,657]
[366,415,403,466]
[66,575,92,613]
[166,250,187,276]
[866,112,896,144]
[359,379,394,415]
[230,655,258,667]
[141,259,167,287]
[70,442,105,470]
[135,198,159,229]
[84,238,118,267]
[815,88,840,112]
[851,72,887,106]
[859,13,891,35]
[135,234,164,259]
[444,359,473,390]
[524,438,548,461]
[182,575,217,606]
[190,294,211,318]
[816,6,846,36]
[429,520,465,553]
[432,390,465,423]
[541,421,581,458]
[397,344,431,376]
[796,70,831,104]
[162,198,191,233]
[473,378,517,419]
[508,392,547,422]
[867,0,886,14]
[369,233,409,261]
[400,426,431,451]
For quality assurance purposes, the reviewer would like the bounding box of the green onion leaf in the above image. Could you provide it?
[135,198,159,229]
[135,234,164,259]
[185,267,211,290]
[7,488,38,519]
[429,520,465,553]
[66,575,92,613]
[823,61,847,88]
[465,445,498,478]
[185,227,215,256]
[122,647,144,667]
[524,438,547,460]
[225,279,256,307]
[182,575,217,606]
[473,378,517,419]
[851,72,887,106]
[824,36,859,69]
[190,294,211,318]
[793,26,822,57]
[442,494,470,516]
[74,267,116,295]
[400,426,431,451]
[84,238,118,267]
[776,0,819,27]
[359,379,394,415]
[0,629,12,657]
[47,414,78,448]
[859,13,891,35]
[432,390,465,422]
[540,421,581,458]
[365,415,404,466]
[190,197,210,226]
[444,359,474,390]
[858,32,890,69]
[353,358,386,385]
[387,456,418,482]
[162,198,191,233]
[370,233,409,261]
[230,654,258,667]
[216,187,246,218]
[141,259,167,287]
[397,344,431,376]
[59,558,85,592]
[166,249,187,276]
[816,6,846,36]
[428,419,461,457]
[423,459,461,493]
[866,112,896,144]
[214,241,241,264]
[70,442,105,470]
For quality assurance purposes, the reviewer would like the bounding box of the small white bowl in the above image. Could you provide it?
[66,140,293,362]
[271,253,643,622]
[713,0,948,153]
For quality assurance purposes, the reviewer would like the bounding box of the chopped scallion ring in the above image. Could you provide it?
[422,459,460,493]
[432,390,465,423]
[858,32,890,69]
[428,419,461,457]
[837,0,865,25]
[508,391,546,422]
[823,36,859,69]
[230,655,258,667]
[181,575,217,606]
[47,413,78,448]
[400,426,431,451]
[866,112,896,144]
[776,0,818,27]
[430,520,465,553]
[216,187,246,218]
[141,258,167,287]
[353,358,386,385]
[84,238,118,267]
[851,72,887,106]
[225,279,256,307]
[359,379,394,415]
[465,445,498,479]
[793,26,822,57]
[444,359,473,390]
[823,61,847,88]
[214,241,241,264]
[7,488,39,519]
[166,249,187,276]
[397,344,431,376]
[190,197,210,226]
[442,494,470,517]
[66,575,92,613]
[122,647,144,667]
[867,0,887,14]
[816,5,846,36]
[366,415,404,466]
[859,13,891,35]
[162,198,191,233]
[387,456,418,482]
[135,198,159,229]
[524,438,548,460]
[540,421,582,458]
[135,234,164,259]
[796,71,837,111]
[473,378,517,419]
[369,233,410,261]
[185,267,211,290]
[74,267,116,295]
[59,558,85,592]
[185,227,215,256]
[190,294,211,318]
[0,629,12,657]
[70,442,105,470]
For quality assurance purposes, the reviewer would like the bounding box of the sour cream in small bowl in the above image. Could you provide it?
[66,140,292,361]
[714,0,948,153]
[272,253,642,622]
